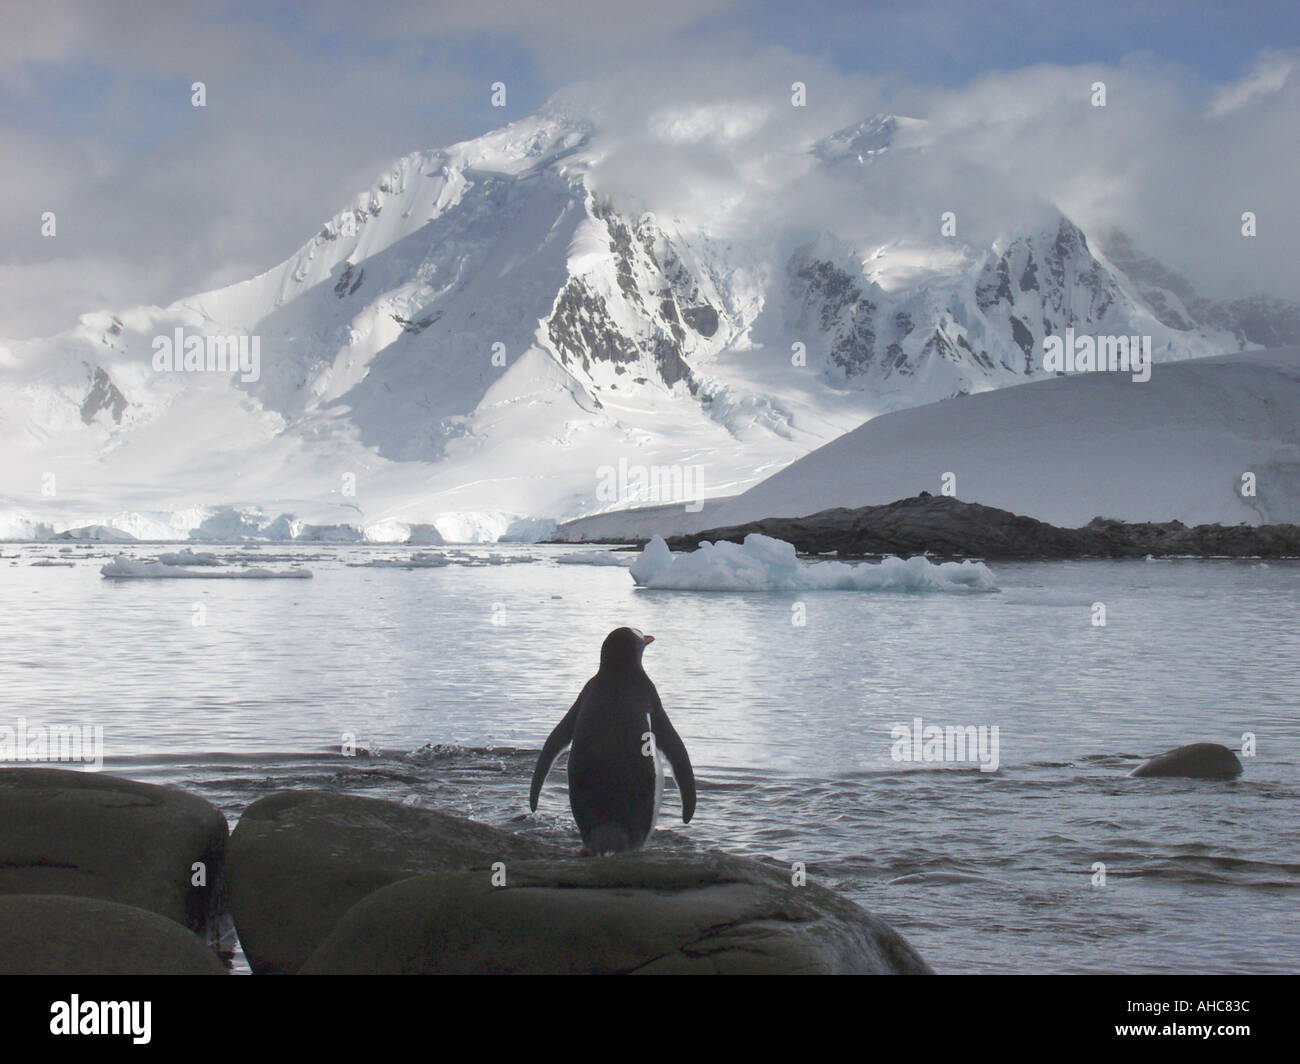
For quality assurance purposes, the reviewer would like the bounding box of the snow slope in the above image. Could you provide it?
[702,348,1300,528]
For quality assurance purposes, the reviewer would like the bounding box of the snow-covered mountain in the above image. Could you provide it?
[2,104,1292,541]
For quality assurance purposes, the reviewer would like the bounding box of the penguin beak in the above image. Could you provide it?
[643,634,655,645]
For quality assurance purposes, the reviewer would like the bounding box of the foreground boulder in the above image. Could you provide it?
[0,768,227,931]
[301,851,931,975]
[1129,743,1244,779]
[0,894,224,975]
[226,791,562,974]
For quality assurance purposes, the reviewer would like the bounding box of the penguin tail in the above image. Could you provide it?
[583,824,636,856]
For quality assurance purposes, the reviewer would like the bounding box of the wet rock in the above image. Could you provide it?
[226,790,561,974]
[300,851,932,975]
[0,894,225,975]
[1129,743,1244,779]
[0,768,227,931]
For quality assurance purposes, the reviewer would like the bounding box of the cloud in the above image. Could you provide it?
[911,55,1300,300]
[1209,51,1295,116]
[570,49,1299,304]
[1,3,1295,339]
[0,3,481,338]
[308,0,746,79]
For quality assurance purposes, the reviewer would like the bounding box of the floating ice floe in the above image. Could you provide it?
[348,552,453,568]
[347,550,538,569]
[555,550,636,566]
[629,534,997,591]
[100,556,312,579]
[156,549,222,566]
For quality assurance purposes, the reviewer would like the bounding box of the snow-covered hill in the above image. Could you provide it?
[2,103,1294,541]
[689,348,1300,529]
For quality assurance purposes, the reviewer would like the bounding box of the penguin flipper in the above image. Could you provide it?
[529,699,578,811]
[651,698,696,823]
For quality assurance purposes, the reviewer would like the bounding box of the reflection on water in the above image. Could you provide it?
[3,545,1298,973]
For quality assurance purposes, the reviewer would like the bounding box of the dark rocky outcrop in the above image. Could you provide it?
[226,790,562,974]
[0,768,227,932]
[80,364,129,425]
[0,895,225,975]
[1129,743,1244,780]
[667,494,1300,560]
[681,304,719,337]
[300,851,931,975]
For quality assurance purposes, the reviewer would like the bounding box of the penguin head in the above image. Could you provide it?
[600,626,654,671]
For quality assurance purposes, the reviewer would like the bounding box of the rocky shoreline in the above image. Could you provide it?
[0,741,1244,974]
[663,494,1300,561]
[0,767,931,975]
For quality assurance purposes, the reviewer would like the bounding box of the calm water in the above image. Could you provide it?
[3,542,1298,974]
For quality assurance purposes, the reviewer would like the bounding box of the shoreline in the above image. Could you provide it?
[647,494,1300,561]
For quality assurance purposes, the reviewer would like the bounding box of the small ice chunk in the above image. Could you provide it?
[555,550,635,566]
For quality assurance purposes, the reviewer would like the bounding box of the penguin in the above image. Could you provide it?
[529,627,695,855]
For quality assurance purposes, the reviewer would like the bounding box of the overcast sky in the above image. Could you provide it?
[2,0,1297,339]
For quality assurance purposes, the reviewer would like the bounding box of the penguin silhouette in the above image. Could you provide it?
[530,627,695,854]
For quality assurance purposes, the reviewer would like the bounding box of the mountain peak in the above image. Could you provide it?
[3,103,1289,541]
[813,114,926,165]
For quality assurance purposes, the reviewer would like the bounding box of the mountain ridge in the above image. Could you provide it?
[3,105,1296,542]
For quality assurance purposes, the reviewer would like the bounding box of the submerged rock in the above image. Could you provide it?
[300,851,932,975]
[1129,743,1244,779]
[0,895,225,975]
[0,768,227,931]
[226,790,561,974]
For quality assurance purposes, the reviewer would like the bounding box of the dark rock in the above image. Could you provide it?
[80,365,128,425]
[793,255,878,377]
[300,851,931,975]
[391,310,441,334]
[0,894,225,975]
[681,304,719,337]
[1129,743,1244,780]
[667,494,1300,561]
[226,790,562,974]
[0,768,227,932]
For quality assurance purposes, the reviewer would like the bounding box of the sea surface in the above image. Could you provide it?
[3,541,1298,974]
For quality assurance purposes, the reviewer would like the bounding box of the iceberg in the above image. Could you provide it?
[629,534,996,592]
